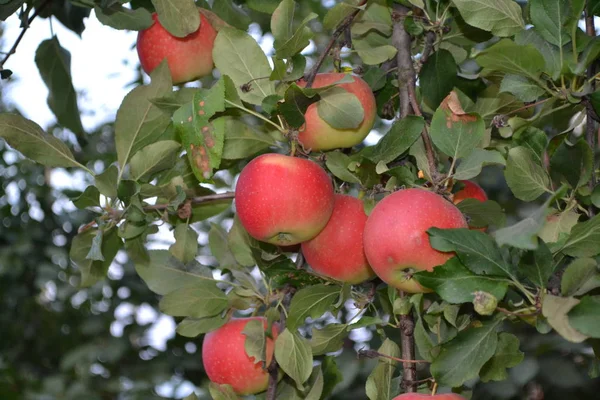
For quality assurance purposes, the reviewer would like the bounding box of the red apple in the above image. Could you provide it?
[453,180,488,203]
[235,153,334,245]
[297,73,376,151]
[301,194,375,284]
[393,393,467,400]
[137,11,217,84]
[202,317,277,395]
[363,188,468,293]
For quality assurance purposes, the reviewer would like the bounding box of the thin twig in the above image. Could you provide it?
[303,0,367,88]
[418,31,436,67]
[357,348,429,364]
[585,8,598,217]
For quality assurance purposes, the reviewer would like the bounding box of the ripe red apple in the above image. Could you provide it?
[453,180,488,203]
[235,153,334,245]
[363,188,468,293]
[202,317,278,395]
[301,194,375,284]
[297,73,376,151]
[393,393,467,400]
[137,11,217,84]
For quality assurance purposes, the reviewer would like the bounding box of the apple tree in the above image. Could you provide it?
[1,0,600,399]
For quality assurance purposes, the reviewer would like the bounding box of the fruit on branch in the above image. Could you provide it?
[393,393,467,400]
[453,180,488,203]
[363,189,468,293]
[301,194,375,284]
[202,317,278,395]
[235,153,334,245]
[297,73,376,151]
[137,11,217,84]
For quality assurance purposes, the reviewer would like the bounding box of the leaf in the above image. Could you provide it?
[176,315,227,337]
[513,126,548,164]
[151,0,200,37]
[500,74,546,102]
[242,319,266,364]
[452,0,525,37]
[515,29,561,79]
[71,186,100,209]
[115,62,172,169]
[430,317,503,387]
[227,218,256,267]
[568,296,600,338]
[352,1,392,36]
[479,333,524,382]
[495,200,550,250]
[273,5,318,59]
[504,146,550,201]
[365,115,424,164]
[86,230,105,261]
[94,4,153,30]
[456,199,506,229]
[365,339,400,400]
[550,138,593,189]
[169,224,198,264]
[213,27,275,105]
[159,282,228,318]
[95,164,119,198]
[529,0,571,47]
[311,324,347,355]
[0,114,84,169]
[305,367,324,400]
[428,227,515,277]
[476,39,546,81]
[561,214,600,257]
[520,241,554,288]
[287,284,341,330]
[209,223,240,270]
[353,30,397,65]
[420,49,458,109]
[325,151,361,184]
[429,92,485,160]
[454,149,506,180]
[323,0,361,29]
[539,209,580,243]
[278,84,319,128]
[129,140,181,181]
[209,383,239,400]
[135,250,214,295]
[222,117,277,160]
[414,314,435,362]
[270,0,295,42]
[211,0,251,30]
[414,258,509,304]
[34,37,84,136]
[70,228,121,287]
[542,294,589,343]
[561,258,600,296]
[275,329,313,389]
[316,86,364,130]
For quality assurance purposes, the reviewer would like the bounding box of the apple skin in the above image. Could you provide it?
[235,153,334,245]
[301,194,375,284]
[137,11,217,84]
[297,73,376,151]
[453,180,488,203]
[393,393,467,400]
[202,317,278,395]
[363,189,468,293]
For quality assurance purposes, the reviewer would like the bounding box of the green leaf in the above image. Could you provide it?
[352,1,392,36]
[456,199,506,229]
[95,164,119,198]
[209,223,240,270]
[515,29,561,80]
[275,329,313,389]
[414,258,509,304]
[287,284,341,330]
[429,98,485,160]
[211,0,251,30]
[0,0,24,20]
[365,339,400,400]
[135,250,214,295]
[94,4,153,30]
[159,282,228,318]
[227,217,256,267]
[428,228,514,277]
[115,62,172,170]
[34,37,84,136]
[323,0,361,29]
[325,151,361,184]
[272,1,318,59]
[352,30,397,65]
[311,324,347,355]
[129,140,181,181]
[71,185,100,209]
[568,296,600,338]
[505,146,550,201]
[414,314,435,362]
[365,115,424,165]
[316,86,364,130]
[86,230,105,262]
[151,0,199,37]
[0,114,85,169]
[542,294,589,343]
[321,356,344,399]
[176,315,227,337]
[168,224,198,264]
[452,0,525,37]
[430,317,503,387]
[539,209,580,243]
[305,367,324,400]
[208,383,239,400]
[513,126,548,164]
[495,200,549,250]
[454,149,506,180]
[420,49,458,109]
[278,83,319,128]
[222,117,276,159]
[70,228,121,287]
[550,138,593,189]
[476,39,546,81]
[242,319,266,364]
[520,240,554,288]
[561,258,600,296]
[500,74,546,102]
[270,0,295,42]
[561,214,600,257]
[479,333,524,382]
[529,0,571,47]
[213,27,275,105]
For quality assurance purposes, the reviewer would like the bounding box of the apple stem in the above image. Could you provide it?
[585,9,598,217]
[431,381,438,396]
[224,99,287,134]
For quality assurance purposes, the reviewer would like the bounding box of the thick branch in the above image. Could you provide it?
[303,0,367,88]
[585,9,598,216]
[398,291,418,392]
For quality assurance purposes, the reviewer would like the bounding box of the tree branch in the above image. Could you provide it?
[303,0,367,88]
[585,8,598,217]
[398,291,418,392]
[357,348,429,364]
